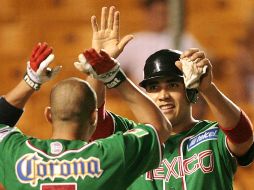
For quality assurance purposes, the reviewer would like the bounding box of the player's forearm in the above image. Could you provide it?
[5,80,35,109]
[116,78,172,142]
[200,82,241,129]
[201,83,253,156]
[86,76,106,108]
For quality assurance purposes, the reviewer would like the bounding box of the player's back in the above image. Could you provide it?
[0,124,162,190]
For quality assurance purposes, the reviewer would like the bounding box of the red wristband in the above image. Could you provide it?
[221,111,253,144]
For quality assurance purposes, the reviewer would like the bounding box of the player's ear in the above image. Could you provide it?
[44,106,53,124]
[88,109,98,134]
[89,109,98,127]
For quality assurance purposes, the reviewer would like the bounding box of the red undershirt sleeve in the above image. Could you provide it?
[90,102,114,141]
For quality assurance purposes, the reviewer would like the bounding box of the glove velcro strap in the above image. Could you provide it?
[105,69,127,89]
[23,73,41,90]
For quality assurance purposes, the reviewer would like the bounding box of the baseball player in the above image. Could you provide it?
[0,41,172,189]
[86,6,254,190]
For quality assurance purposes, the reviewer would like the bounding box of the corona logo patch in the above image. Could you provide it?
[15,153,103,186]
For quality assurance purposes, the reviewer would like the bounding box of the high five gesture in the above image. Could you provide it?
[91,6,133,58]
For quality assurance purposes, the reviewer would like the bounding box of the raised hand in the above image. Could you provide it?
[24,42,62,90]
[74,48,126,88]
[176,48,212,92]
[91,6,133,58]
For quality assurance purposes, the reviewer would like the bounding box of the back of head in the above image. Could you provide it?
[50,77,97,124]
[139,49,183,88]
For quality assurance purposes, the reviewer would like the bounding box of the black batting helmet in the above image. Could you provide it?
[139,49,198,103]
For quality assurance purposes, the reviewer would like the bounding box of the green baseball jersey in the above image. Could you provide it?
[0,118,162,190]
[110,113,241,190]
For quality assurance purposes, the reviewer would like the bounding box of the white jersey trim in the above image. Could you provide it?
[179,135,193,190]
[224,137,236,158]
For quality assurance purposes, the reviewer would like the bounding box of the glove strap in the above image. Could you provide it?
[23,73,41,90]
[105,69,127,89]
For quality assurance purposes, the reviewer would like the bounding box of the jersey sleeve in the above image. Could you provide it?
[91,110,137,141]
[0,125,28,184]
[217,128,237,173]
[109,112,136,133]
[0,126,28,151]
[122,124,163,177]
[96,123,162,186]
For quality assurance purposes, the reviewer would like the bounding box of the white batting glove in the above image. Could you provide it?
[74,48,126,88]
[180,58,207,89]
[24,42,62,90]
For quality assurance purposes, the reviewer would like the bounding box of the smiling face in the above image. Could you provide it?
[145,76,192,127]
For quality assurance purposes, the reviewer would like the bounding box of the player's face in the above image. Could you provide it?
[145,77,190,125]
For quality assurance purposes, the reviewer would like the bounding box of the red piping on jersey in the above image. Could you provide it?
[220,110,253,144]
[90,102,114,141]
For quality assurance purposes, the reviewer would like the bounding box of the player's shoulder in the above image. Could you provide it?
[96,123,158,145]
[109,112,137,131]
[0,126,24,143]
[191,120,219,135]
[197,120,218,128]
[123,124,157,137]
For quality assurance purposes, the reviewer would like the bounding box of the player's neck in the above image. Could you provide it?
[171,117,198,135]
[51,122,89,141]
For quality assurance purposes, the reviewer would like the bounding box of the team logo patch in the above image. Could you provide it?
[15,153,103,187]
[187,128,218,151]
[124,128,149,138]
[50,142,63,155]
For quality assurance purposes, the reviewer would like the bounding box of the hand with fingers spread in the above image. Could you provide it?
[91,6,133,58]
[74,48,126,88]
[24,42,62,90]
[176,48,212,91]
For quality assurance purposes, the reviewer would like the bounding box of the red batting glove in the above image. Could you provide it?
[29,42,53,71]
[83,48,116,75]
[74,48,126,88]
[24,42,61,90]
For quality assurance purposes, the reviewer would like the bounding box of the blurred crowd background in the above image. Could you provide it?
[0,0,254,189]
